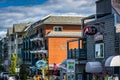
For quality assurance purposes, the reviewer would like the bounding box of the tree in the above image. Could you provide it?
[9,53,18,74]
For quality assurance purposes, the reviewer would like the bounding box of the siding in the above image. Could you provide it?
[87,15,115,62]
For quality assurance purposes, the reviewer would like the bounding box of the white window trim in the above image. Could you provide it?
[53,26,63,31]
[95,43,104,58]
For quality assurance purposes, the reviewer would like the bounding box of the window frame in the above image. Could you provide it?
[95,43,104,58]
[53,26,63,32]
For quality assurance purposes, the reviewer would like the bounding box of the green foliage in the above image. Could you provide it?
[0,65,5,71]
[19,64,28,80]
[9,53,18,74]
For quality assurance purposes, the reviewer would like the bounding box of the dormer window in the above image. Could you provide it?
[53,26,63,31]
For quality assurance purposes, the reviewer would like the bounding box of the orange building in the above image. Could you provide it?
[25,15,83,68]
[43,16,83,66]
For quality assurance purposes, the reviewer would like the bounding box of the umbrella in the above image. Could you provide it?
[105,55,120,67]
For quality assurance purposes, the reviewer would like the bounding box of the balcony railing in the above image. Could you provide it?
[30,37,43,41]
[30,50,47,54]
[18,38,23,44]
[68,48,87,60]
[30,33,43,41]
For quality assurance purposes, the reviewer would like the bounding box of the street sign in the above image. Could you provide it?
[84,25,97,35]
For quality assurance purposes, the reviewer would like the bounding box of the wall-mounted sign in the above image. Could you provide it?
[84,26,97,35]
[35,60,47,69]
[94,32,104,41]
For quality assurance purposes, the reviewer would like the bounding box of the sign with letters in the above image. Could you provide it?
[84,25,97,35]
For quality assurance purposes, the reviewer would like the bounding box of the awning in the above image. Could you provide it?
[85,61,102,73]
[105,55,120,67]
[59,60,67,70]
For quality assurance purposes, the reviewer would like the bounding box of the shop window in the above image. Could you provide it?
[95,43,104,58]
[53,26,63,31]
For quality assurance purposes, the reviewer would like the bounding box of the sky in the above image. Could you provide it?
[0,0,97,39]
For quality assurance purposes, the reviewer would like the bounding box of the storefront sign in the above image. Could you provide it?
[94,32,103,41]
[84,25,97,35]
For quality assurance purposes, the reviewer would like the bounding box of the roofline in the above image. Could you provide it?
[30,15,83,29]
[46,36,81,38]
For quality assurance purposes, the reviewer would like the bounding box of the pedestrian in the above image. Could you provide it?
[33,75,38,80]
[108,74,113,80]
[40,76,44,80]
[113,74,119,80]
[55,77,59,80]
[37,75,41,80]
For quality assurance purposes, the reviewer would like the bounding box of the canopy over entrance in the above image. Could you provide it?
[85,61,102,73]
[105,55,120,67]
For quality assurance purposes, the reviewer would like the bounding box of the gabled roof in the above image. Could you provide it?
[42,16,83,24]
[45,32,82,37]
[31,15,84,28]
[7,28,13,36]
[13,23,27,33]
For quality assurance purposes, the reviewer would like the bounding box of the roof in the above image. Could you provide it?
[112,0,120,15]
[13,23,27,33]
[45,32,82,37]
[31,15,84,28]
[7,28,13,36]
[42,16,83,24]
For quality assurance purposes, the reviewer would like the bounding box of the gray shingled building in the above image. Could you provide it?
[83,0,120,80]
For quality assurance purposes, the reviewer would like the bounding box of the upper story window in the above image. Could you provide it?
[53,26,63,31]
[95,43,104,58]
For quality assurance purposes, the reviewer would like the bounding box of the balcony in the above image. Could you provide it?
[68,48,87,60]
[18,38,22,44]
[30,37,43,41]
[30,33,43,41]
[30,49,47,54]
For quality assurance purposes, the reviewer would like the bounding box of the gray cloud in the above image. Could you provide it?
[0,0,97,38]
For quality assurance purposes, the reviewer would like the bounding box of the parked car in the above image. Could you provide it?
[0,72,9,79]
[7,74,16,80]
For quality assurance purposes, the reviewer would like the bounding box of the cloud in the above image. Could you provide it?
[0,31,7,39]
[0,0,97,38]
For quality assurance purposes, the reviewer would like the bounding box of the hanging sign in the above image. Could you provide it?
[84,25,97,35]
[35,60,47,69]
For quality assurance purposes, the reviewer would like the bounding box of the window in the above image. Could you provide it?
[53,26,63,31]
[95,43,104,58]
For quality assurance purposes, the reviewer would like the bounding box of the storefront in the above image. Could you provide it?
[105,55,120,78]
[85,61,102,80]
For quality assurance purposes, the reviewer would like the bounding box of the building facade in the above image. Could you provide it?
[84,0,120,79]
[7,23,29,66]
[22,15,83,78]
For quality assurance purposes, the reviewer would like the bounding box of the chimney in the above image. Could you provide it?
[96,0,112,14]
